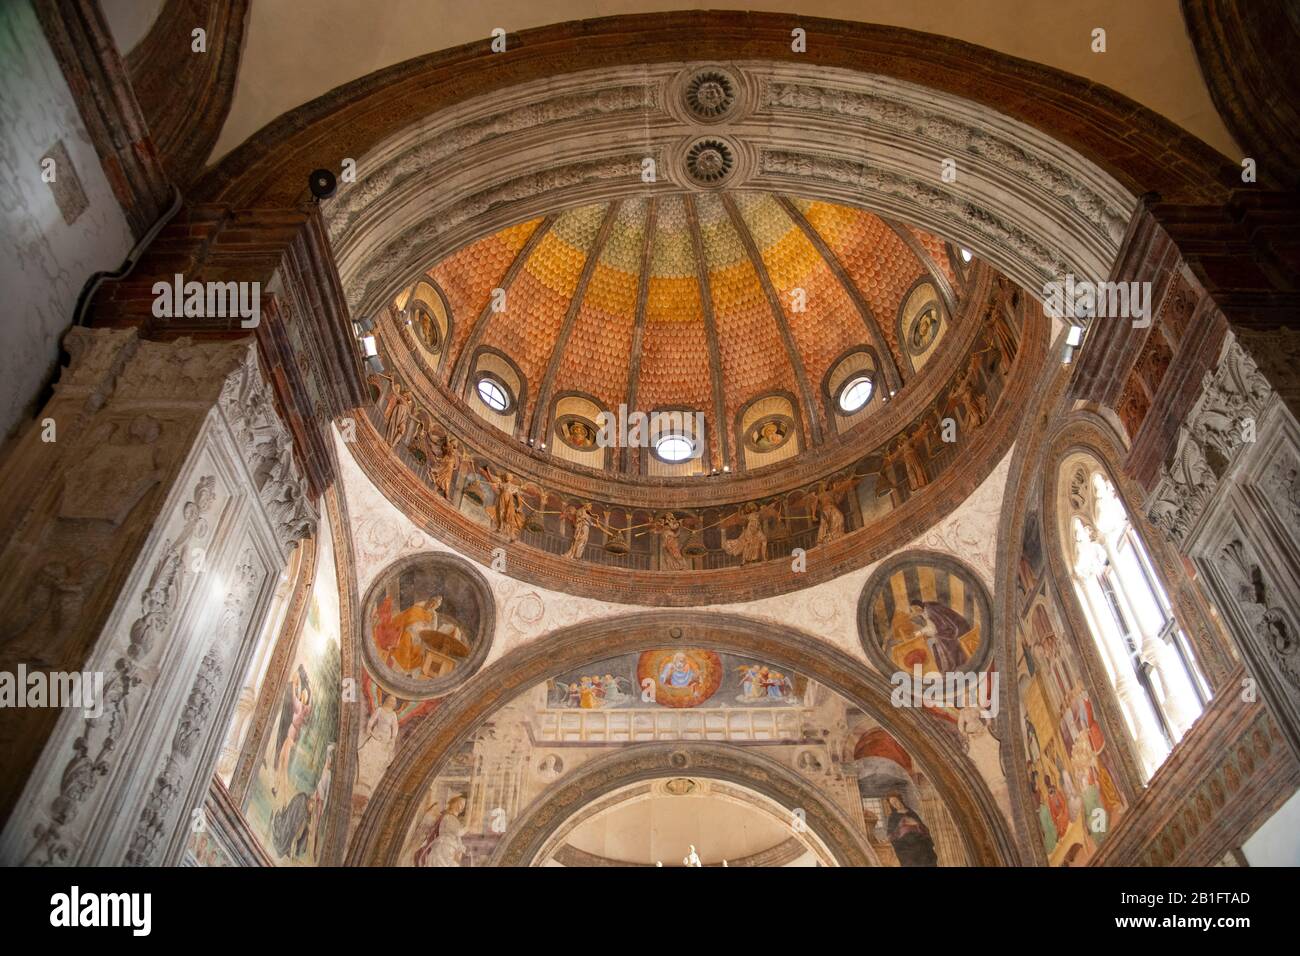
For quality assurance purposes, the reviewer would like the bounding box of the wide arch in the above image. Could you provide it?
[197,12,1230,213]
[346,610,1022,866]
[487,742,877,867]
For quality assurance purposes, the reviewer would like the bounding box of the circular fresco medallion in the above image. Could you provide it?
[361,553,494,699]
[554,414,601,451]
[857,552,993,677]
[745,415,794,453]
[907,304,942,355]
[636,648,723,708]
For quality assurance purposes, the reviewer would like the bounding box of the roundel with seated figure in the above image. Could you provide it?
[857,552,992,678]
[361,553,495,700]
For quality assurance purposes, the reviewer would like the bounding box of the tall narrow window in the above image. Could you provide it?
[1061,458,1208,781]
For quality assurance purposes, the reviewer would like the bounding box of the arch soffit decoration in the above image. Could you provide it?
[318,60,1136,321]
[347,611,1022,867]
[194,13,1236,286]
[534,778,835,867]
[490,742,875,867]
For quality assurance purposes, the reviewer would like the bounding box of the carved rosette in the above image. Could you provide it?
[1145,340,1272,545]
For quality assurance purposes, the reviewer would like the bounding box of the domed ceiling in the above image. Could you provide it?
[399,192,962,473]
[354,187,1042,605]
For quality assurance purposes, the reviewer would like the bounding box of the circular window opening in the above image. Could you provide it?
[838,375,874,413]
[655,434,695,462]
[476,375,511,413]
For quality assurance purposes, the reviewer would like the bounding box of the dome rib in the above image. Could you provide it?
[776,195,902,393]
[448,213,556,395]
[622,196,658,472]
[529,201,624,441]
[720,193,824,445]
[684,194,730,468]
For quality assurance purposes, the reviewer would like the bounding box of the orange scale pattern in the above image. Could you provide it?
[432,218,542,374]
[554,259,639,410]
[909,225,959,290]
[803,203,922,375]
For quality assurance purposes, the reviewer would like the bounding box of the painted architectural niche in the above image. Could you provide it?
[394,649,968,867]
[1014,505,1127,867]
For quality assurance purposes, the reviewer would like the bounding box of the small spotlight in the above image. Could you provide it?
[960,248,973,263]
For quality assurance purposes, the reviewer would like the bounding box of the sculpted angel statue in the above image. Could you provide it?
[563,501,602,560]
[721,501,779,564]
[480,466,536,541]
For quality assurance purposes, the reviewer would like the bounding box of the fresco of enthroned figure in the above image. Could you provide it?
[863,560,989,677]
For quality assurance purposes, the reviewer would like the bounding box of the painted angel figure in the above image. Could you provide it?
[413,794,468,867]
[656,511,691,571]
[563,501,601,560]
[378,375,418,447]
[272,663,312,799]
[721,501,779,564]
[798,475,855,545]
[480,466,533,541]
[431,434,469,499]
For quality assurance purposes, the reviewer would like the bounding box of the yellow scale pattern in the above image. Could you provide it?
[481,203,607,402]
[694,193,791,426]
[554,199,646,409]
[733,193,865,399]
[798,201,929,376]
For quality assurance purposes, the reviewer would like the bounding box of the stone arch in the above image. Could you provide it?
[992,394,1239,864]
[347,610,1022,866]
[487,742,877,867]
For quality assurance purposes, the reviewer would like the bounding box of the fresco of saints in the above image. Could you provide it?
[273,664,312,799]
[908,600,971,673]
[376,595,450,677]
[309,743,334,859]
[1044,774,1070,838]
[738,663,764,700]
[660,652,702,692]
[883,794,937,866]
[413,794,468,867]
[356,693,400,799]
